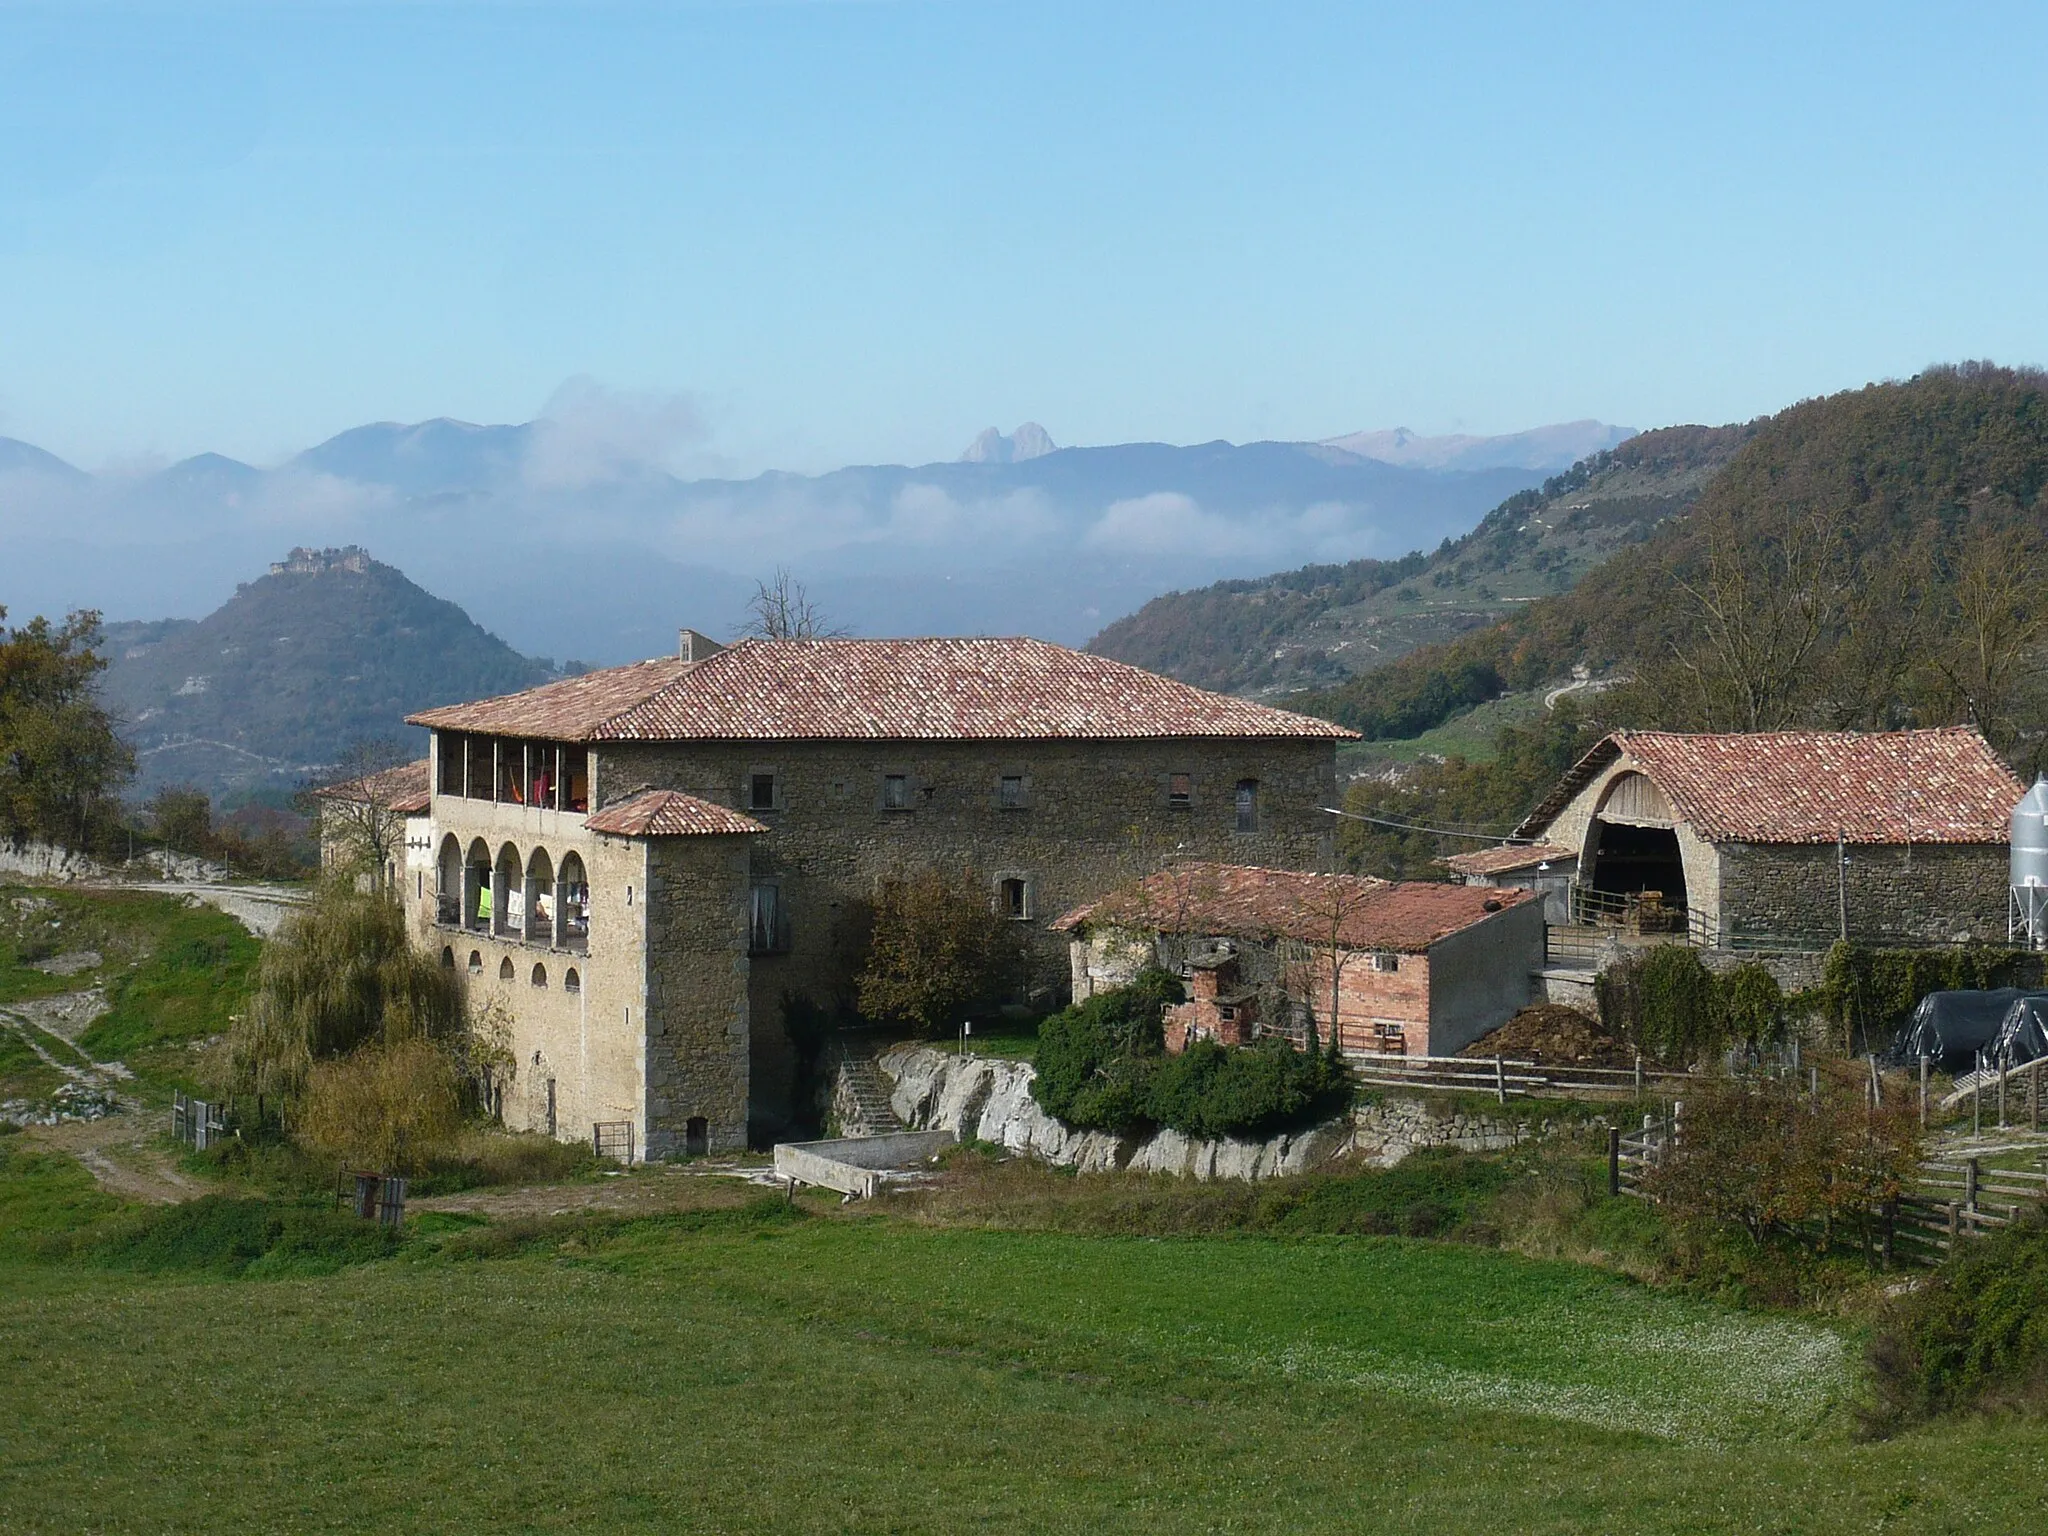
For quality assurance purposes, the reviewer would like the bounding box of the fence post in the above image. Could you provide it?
[1965,1158,1980,1213]
[1494,1054,1507,1105]
[1633,1052,1643,1099]
[1999,1063,2008,1130]
[1881,1199,1895,1270]
[1947,1200,1960,1245]
[1868,1054,1881,1109]
[1974,1052,1983,1138]
[2034,1062,2042,1133]
[1920,1055,1930,1130]
[1608,1127,1621,1196]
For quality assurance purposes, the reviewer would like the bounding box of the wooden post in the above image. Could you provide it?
[1881,1199,1896,1270]
[1633,1051,1644,1099]
[1920,1055,1930,1130]
[1947,1200,1961,1246]
[1965,1158,1980,1213]
[1868,1054,1881,1109]
[2000,1063,2008,1130]
[1608,1127,1621,1197]
[1494,1054,1507,1105]
[2034,1062,2042,1133]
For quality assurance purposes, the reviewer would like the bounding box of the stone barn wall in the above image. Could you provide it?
[1717,841,2009,946]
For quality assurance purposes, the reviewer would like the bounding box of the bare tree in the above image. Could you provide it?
[309,737,414,895]
[739,567,845,640]
[1278,875,1382,1055]
[1921,508,2048,752]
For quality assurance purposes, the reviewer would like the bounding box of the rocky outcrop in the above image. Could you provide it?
[877,1044,1548,1181]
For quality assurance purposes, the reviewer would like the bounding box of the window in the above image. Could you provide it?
[531,963,548,988]
[999,877,1030,920]
[750,884,785,953]
[999,775,1026,810]
[882,774,911,811]
[499,956,515,981]
[1169,773,1192,809]
[468,950,483,975]
[1235,779,1259,834]
[563,967,581,995]
[749,772,777,811]
[441,946,455,969]
[1371,952,1399,973]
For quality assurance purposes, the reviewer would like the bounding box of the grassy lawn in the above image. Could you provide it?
[1,1170,2045,1533]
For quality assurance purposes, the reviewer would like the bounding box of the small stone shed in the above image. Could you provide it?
[1503,727,2024,946]
[1054,862,1543,1058]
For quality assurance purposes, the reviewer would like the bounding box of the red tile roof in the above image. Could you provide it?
[311,758,432,815]
[583,790,768,839]
[408,638,1356,743]
[1054,862,1536,953]
[1441,842,1574,877]
[1515,728,2023,846]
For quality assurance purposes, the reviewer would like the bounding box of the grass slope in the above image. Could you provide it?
[0,1191,2043,1533]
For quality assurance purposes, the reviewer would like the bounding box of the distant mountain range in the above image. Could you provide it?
[1,415,1631,667]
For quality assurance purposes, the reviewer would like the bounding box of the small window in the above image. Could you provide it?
[1169,773,1192,809]
[999,877,1029,920]
[1235,779,1259,834]
[1371,952,1399,973]
[1218,1004,1236,1022]
[499,956,515,981]
[441,946,455,969]
[564,967,581,995]
[750,884,785,953]
[999,775,1025,810]
[531,963,548,988]
[749,772,777,811]
[882,774,910,811]
[685,1116,709,1157]
[468,950,483,975]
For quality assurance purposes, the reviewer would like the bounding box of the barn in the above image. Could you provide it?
[1487,727,2024,948]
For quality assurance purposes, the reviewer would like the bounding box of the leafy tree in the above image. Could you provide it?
[148,785,216,857]
[0,608,133,850]
[855,867,1023,1037]
[223,879,466,1106]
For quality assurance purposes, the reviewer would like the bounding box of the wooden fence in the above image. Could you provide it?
[170,1092,227,1150]
[1609,1109,2048,1264]
[1345,1050,1693,1103]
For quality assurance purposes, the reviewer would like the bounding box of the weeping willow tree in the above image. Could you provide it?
[223,879,466,1109]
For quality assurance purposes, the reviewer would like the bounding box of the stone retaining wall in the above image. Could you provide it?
[878,1043,1553,1181]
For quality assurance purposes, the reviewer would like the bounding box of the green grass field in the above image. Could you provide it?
[1,1155,2044,1534]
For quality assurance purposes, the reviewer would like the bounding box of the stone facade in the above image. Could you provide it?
[1717,840,2009,946]
[597,736,1337,1131]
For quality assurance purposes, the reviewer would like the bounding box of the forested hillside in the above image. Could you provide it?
[101,552,552,798]
[1087,424,1750,696]
[1330,363,2048,876]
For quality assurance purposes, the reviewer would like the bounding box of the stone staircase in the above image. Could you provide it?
[830,1040,905,1135]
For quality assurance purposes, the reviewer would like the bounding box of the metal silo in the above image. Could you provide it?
[2010,777,2048,947]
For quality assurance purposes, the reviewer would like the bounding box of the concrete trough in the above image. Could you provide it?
[772,1130,959,1198]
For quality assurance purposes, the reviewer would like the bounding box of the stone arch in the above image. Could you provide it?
[436,835,462,925]
[468,949,483,975]
[465,838,493,929]
[440,945,455,969]
[558,850,589,952]
[493,843,523,938]
[525,847,555,945]
[530,962,547,988]
[499,955,515,981]
[1584,771,1688,912]
[563,967,581,995]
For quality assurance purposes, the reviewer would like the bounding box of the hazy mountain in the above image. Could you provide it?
[960,422,1057,463]
[0,436,87,482]
[1322,420,1636,473]
[99,548,551,798]
[2,415,1623,666]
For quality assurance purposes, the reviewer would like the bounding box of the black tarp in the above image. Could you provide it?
[1992,996,2048,1071]
[1889,989,2048,1070]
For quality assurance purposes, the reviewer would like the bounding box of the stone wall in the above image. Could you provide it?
[1718,840,2008,946]
[642,835,753,1156]
[604,736,1338,1131]
[878,1043,1558,1180]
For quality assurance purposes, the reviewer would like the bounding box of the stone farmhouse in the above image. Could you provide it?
[1452,727,2024,948]
[312,758,432,892]
[1056,862,1544,1057]
[397,634,1353,1154]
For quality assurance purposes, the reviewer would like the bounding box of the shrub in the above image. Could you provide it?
[856,867,1025,1038]
[295,1036,465,1175]
[44,1195,402,1277]
[1032,972,1348,1138]
[1597,945,1728,1064]
[1866,1215,2048,1432]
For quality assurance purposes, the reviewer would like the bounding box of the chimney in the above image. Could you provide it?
[678,628,725,663]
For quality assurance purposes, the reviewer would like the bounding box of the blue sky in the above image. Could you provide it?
[2,1,2045,476]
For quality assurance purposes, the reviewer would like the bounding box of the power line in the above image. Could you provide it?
[1319,806,1527,843]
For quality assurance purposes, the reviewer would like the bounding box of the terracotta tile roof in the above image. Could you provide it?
[583,790,768,839]
[407,638,1356,743]
[311,758,431,815]
[1441,842,1575,877]
[1054,862,1536,953]
[1515,727,2023,846]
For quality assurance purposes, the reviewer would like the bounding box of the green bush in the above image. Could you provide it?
[1866,1215,2048,1432]
[1597,947,1789,1065]
[1032,973,1349,1139]
[44,1194,402,1277]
